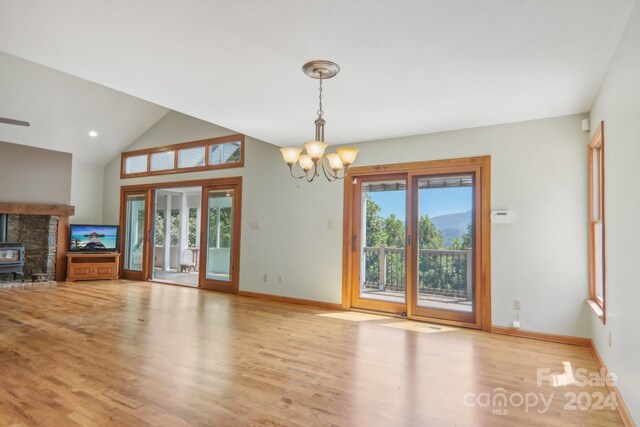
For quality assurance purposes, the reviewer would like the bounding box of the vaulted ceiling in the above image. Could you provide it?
[0,0,636,148]
[0,52,168,164]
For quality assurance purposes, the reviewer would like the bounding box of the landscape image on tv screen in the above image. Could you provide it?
[69,225,118,251]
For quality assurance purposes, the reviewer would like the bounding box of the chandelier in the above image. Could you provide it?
[280,60,359,182]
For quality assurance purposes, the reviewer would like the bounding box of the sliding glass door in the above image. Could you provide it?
[410,172,478,324]
[346,158,489,329]
[351,175,408,314]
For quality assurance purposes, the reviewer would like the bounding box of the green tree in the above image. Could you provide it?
[170,210,180,246]
[449,237,464,250]
[383,214,405,248]
[209,207,232,248]
[365,194,386,247]
[461,223,472,249]
[155,210,165,243]
[188,208,198,247]
[418,214,445,249]
[154,209,181,246]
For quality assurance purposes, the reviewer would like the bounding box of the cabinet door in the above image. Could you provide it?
[72,265,93,279]
[95,265,116,278]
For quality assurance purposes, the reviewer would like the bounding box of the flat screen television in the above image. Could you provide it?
[69,224,119,253]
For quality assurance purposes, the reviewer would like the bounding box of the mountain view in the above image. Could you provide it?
[431,210,472,246]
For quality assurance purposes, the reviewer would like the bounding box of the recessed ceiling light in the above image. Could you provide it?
[88,131,98,137]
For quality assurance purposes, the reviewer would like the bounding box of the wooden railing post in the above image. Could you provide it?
[379,247,386,290]
[466,249,473,300]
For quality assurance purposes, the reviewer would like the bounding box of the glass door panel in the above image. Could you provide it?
[206,189,234,282]
[200,180,241,293]
[412,173,476,322]
[122,192,149,280]
[351,175,408,314]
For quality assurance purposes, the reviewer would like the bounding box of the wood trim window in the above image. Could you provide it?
[588,121,606,322]
[120,134,245,179]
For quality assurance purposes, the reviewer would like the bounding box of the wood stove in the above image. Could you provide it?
[0,242,25,280]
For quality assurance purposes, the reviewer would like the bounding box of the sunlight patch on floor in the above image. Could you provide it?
[380,321,458,334]
[317,311,391,321]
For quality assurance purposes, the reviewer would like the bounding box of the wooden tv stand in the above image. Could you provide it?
[66,252,120,282]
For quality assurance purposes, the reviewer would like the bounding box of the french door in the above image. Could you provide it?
[121,190,152,281]
[346,157,490,330]
[120,177,242,293]
[199,181,242,292]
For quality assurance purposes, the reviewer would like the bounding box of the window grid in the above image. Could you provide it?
[121,134,244,179]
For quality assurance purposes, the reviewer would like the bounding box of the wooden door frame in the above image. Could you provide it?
[119,177,242,292]
[199,178,243,293]
[119,189,152,281]
[349,173,409,314]
[342,156,491,331]
[408,165,482,326]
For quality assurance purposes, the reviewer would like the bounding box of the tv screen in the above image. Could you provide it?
[69,224,119,252]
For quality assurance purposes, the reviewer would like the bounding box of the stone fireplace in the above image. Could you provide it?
[0,214,59,282]
[0,203,74,284]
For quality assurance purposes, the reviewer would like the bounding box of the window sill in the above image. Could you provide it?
[587,299,604,319]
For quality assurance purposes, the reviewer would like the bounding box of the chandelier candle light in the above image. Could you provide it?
[280,60,359,182]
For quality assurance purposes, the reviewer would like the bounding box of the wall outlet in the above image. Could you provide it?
[513,314,521,329]
[278,274,284,284]
[327,220,335,229]
[513,298,522,311]
[250,221,261,230]
[263,274,268,282]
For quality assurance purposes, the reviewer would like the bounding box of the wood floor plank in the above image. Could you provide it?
[0,280,625,426]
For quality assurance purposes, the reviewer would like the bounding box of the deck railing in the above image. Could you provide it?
[363,246,472,299]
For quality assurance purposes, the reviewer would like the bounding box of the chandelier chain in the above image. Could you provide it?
[317,77,323,117]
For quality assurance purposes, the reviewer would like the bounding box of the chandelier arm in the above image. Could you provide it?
[306,170,315,183]
[288,164,307,179]
[332,166,347,180]
[320,159,337,182]
[305,163,318,183]
[321,157,335,182]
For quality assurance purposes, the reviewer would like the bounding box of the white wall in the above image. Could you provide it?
[347,114,591,336]
[588,1,640,422]
[103,110,591,338]
[70,159,103,224]
[102,111,347,304]
[0,140,72,205]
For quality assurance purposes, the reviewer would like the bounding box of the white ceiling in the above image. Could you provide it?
[0,0,636,147]
[0,52,168,164]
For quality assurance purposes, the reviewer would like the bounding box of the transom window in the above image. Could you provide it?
[121,134,244,178]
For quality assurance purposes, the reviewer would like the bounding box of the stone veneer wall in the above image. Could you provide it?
[0,214,58,281]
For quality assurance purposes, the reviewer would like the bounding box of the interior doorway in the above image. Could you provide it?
[119,177,242,293]
[343,157,491,330]
[152,187,201,287]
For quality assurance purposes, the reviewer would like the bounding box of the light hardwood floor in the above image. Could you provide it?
[0,281,624,426]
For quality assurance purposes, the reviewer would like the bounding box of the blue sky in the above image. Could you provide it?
[370,187,472,219]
